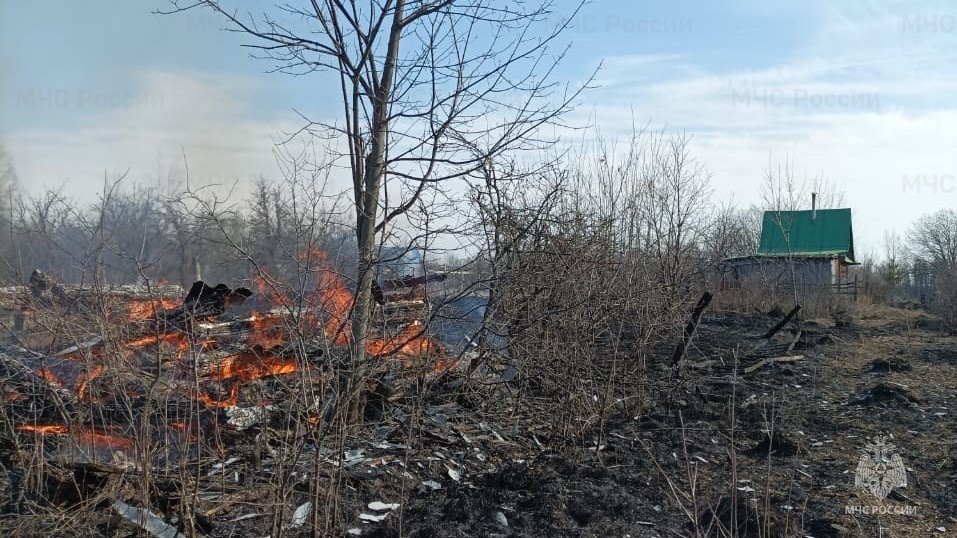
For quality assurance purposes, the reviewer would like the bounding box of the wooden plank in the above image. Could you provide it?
[743,354,805,374]
[760,305,801,339]
[672,292,714,369]
[785,330,802,354]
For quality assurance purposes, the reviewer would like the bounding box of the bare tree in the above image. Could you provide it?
[639,132,712,295]
[881,230,906,287]
[908,209,957,271]
[703,202,760,266]
[757,157,846,305]
[759,156,845,213]
[161,1,589,383]
[907,209,957,325]
[0,142,20,276]
[564,128,712,297]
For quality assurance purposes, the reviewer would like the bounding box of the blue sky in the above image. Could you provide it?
[2,0,957,256]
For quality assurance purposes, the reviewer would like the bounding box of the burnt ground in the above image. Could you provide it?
[2,304,956,537]
[327,305,957,538]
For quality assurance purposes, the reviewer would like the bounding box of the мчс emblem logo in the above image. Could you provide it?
[854,436,907,501]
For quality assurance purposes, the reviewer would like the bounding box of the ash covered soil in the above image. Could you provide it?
[332,305,957,538]
[3,305,956,537]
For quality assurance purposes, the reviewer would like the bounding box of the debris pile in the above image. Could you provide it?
[0,264,458,536]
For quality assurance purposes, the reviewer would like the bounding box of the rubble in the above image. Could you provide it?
[0,265,459,536]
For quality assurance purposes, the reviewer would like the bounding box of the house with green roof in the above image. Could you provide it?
[756,208,855,263]
[724,206,857,294]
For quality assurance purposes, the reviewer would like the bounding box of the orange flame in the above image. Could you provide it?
[19,424,68,434]
[254,274,292,309]
[297,246,326,266]
[315,268,353,345]
[195,393,236,408]
[89,254,449,415]
[76,365,103,402]
[305,250,446,365]
[128,298,179,321]
[366,322,444,358]
[36,367,64,385]
[193,384,241,408]
[206,352,298,382]
[247,313,286,348]
[3,389,26,402]
[18,424,133,450]
[126,332,191,352]
[34,365,104,401]
[78,429,132,450]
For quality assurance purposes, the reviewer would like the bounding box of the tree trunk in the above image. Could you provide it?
[346,1,405,417]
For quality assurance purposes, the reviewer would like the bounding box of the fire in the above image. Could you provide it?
[3,389,26,402]
[303,251,446,364]
[19,424,68,434]
[314,268,354,345]
[299,249,446,365]
[247,313,286,348]
[18,424,133,450]
[20,256,447,426]
[206,352,298,382]
[78,429,132,450]
[253,274,291,309]
[366,322,444,358]
[125,332,196,355]
[297,246,325,266]
[128,298,179,321]
[34,364,104,401]
[193,384,241,408]
[76,365,103,402]
[36,367,64,385]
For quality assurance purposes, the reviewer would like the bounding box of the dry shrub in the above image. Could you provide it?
[491,213,688,447]
[930,266,957,328]
[713,272,858,320]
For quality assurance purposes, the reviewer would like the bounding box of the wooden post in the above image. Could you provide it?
[672,292,713,369]
[760,304,801,339]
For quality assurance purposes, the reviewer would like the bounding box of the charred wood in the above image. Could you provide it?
[672,292,714,370]
[379,273,447,293]
[151,281,252,331]
[761,305,801,339]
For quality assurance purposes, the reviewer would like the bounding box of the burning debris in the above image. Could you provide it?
[0,262,454,534]
[4,269,448,426]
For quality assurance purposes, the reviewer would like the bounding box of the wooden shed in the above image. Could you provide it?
[724,207,858,295]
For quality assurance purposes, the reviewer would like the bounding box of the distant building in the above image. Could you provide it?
[724,206,858,295]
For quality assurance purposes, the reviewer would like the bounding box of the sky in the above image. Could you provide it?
[2,0,957,257]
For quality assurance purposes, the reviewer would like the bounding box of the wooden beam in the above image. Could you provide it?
[672,292,714,369]
[760,304,801,339]
[744,354,805,374]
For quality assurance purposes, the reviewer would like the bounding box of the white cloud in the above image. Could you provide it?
[7,1,957,259]
[562,1,957,256]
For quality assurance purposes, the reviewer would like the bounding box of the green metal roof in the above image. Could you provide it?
[757,208,855,262]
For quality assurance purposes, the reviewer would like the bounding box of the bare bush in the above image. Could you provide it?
[471,130,717,448]
[907,208,957,325]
